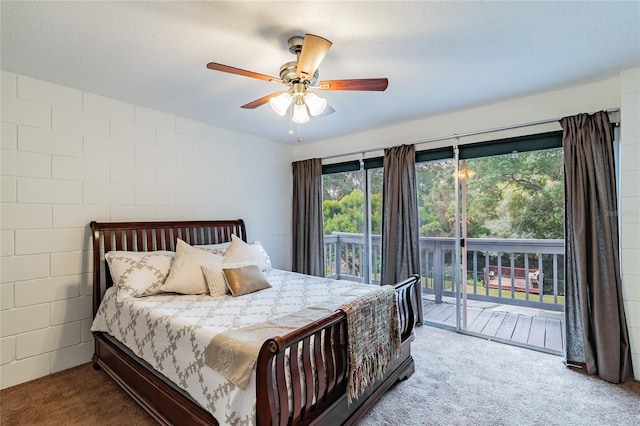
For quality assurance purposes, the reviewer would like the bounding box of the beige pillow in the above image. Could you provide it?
[224,235,271,270]
[105,251,175,300]
[200,261,252,296]
[223,264,271,297]
[160,239,224,295]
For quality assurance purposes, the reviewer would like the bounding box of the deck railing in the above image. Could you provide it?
[324,233,565,312]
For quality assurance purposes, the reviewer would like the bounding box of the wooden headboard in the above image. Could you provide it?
[89,219,247,316]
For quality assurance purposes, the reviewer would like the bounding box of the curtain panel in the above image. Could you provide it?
[561,111,633,383]
[291,158,325,277]
[381,144,423,323]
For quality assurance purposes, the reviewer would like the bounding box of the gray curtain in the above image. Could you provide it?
[381,144,423,323]
[291,158,325,276]
[561,111,633,383]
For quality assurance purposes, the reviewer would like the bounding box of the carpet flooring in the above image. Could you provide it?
[360,326,640,426]
[1,326,638,425]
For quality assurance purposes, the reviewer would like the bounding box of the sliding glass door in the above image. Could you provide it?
[416,134,567,354]
[456,143,566,354]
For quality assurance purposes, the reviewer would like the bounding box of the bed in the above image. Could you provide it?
[90,219,418,426]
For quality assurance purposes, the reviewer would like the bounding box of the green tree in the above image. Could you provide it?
[323,171,362,201]
[323,188,364,234]
[416,160,456,237]
[464,149,564,239]
[322,148,564,241]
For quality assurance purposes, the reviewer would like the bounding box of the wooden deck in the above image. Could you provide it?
[423,299,565,355]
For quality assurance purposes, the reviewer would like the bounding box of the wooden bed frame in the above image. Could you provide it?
[90,219,418,426]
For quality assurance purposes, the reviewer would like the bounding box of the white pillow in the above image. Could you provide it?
[224,235,271,270]
[195,241,232,256]
[105,250,175,300]
[201,261,253,296]
[160,239,224,295]
[249,240,272,270]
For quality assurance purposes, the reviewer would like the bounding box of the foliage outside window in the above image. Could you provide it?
[321,146,565,302]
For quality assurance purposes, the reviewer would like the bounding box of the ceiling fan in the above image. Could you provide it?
[206,34,388,124]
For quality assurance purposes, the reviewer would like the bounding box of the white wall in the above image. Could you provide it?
[295,73,639,380]
[0,71,294,388]
[294,77,621,161]
[619,68,640,380]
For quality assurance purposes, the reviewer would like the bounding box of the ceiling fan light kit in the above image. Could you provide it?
[269,92,292,116]
[304,92,328,116]
[206,33,389,133]
[292,101,310,124]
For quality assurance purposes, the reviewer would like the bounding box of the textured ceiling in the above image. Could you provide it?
[1,1,639,144]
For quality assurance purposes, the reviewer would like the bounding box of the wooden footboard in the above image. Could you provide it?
[256,275,418,425]
[90,220,418,426]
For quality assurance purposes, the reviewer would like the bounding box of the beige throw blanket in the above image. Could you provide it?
[204,285,399,394]
[204,306,333,389]
[341,285,400,404]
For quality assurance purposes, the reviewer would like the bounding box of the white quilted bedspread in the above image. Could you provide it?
[91,269,367,426]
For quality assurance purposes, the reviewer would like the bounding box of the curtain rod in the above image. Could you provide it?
[321,108,620,161]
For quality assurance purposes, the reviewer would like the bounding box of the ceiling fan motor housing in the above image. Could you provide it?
[279,61,318,85]
[282,36,319,85]
[287,36,305,54]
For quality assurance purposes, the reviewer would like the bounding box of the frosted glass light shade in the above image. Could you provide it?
[292,103,310,123]
[304,92,328,116]
[269,92,292,116]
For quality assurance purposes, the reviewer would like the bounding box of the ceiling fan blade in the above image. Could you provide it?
[296,34,332,80]
[207,62,282,84]
[317,78,389,91]
[240,91,285,109]
[320,104,335,116]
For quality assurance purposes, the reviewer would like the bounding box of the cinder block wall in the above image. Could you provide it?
[0,71,294,388]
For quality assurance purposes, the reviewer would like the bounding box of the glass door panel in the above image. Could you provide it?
[322,170,365,282]
[367,167,383,284]
[322,167,381,285]
[415,159,457,327]
[457,148,566,354]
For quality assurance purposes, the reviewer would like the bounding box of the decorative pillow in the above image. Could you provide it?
[249,241,272,270]
[195,241,232,256]
[200,261,254,296]
[223,264,272,297]
[224,235,271,270]
[105,251,175,300]
[160,239,224,295]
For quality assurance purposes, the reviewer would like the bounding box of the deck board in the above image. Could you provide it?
[467,310,493,334]
[462,307,483,328]
[423,300,564,355]
[511,315,532,344]
[544,319,564,352]
[429,304,455,322]
[495,312,518,340]
[482,311,507,336]
[526,317,547,348]
[425,303,450,318]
